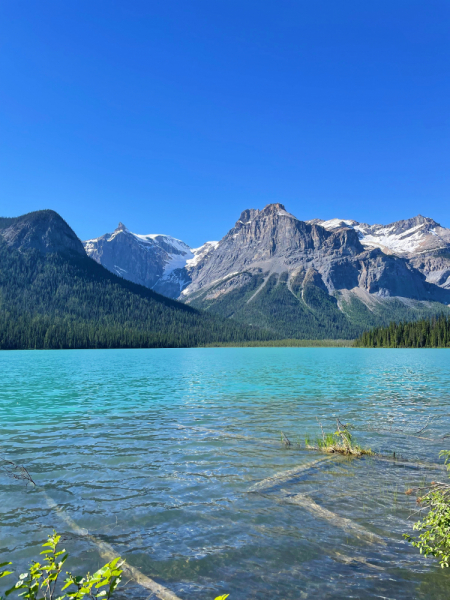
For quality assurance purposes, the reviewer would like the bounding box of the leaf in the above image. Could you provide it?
[214,596,230,600]
[5,581,26,597]
[0,563,12,569]
[108,558,121,569]
[0,572,13,579]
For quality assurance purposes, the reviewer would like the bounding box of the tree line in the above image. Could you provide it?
[355,314,450,348]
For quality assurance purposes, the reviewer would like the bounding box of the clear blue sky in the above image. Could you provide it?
[0,1,448,246]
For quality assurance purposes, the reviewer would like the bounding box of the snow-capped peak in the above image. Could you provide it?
[312,215,450,255]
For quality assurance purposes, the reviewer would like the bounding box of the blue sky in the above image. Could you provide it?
[0,1,448,246]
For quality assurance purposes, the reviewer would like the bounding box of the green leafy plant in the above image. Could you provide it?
[405,450,450,567]
[305,419,372,456]
[0,533,123,599]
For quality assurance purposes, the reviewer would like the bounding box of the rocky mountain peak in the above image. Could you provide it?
[116,222,127,232]
[385,214,440,233]
[0,209,85,256]
[262,202,287,214]
[237,208,259,225]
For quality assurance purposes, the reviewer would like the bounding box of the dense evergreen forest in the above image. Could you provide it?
[355,314,450,348]
[0,240,274,349]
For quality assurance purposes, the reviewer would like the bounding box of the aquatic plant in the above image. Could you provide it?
[0,533,123,599]
[405,450,450,567]
[303,419,372,456]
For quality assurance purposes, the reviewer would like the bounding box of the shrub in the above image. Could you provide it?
[0,533,123,599]
[405,450,450,567]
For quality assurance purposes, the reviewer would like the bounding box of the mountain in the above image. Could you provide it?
[310,215,450,289]
[180,204,450,338]
[0,210,85,256]
[0,210,271,349]
[84,204,450,339]
[84,223,218,298]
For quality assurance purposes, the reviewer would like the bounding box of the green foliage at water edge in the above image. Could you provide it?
[405,451,450,567]
[0,532,123,599]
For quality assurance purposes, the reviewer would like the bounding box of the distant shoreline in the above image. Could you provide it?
[0,340,355,350]
[3,341,450,350]
[200,339,354,348]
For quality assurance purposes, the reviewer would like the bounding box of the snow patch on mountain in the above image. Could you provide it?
[186,241,219,269]
[131,232,191,254]
[316,218,357,230]
[312,217,450,255]
[358,224,427,254]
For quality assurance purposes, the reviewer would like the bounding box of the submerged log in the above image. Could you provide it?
[247,456,336,493]
[331,550,384,570]
[178,424,279,446]
[43,492,183,600]
[281,491,385,546]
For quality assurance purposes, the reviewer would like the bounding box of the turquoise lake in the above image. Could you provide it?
[1,348,450,599]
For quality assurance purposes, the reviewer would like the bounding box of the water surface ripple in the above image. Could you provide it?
[1,348,450,599]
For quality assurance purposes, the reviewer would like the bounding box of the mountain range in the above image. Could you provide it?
[0,210,270,349]
[84,204,450,339]
[1,206,449,348]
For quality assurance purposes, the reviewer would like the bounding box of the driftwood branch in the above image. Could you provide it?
[0,457,36,486]
[281,431,291,447]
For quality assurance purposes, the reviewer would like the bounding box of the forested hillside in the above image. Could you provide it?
[0,212,273,349]
[187,271,365,339]
[355,314,450,348]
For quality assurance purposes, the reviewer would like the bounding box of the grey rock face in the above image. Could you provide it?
[0,210,85,256]
[180,203,448,303]
[409,252,450,289]
[82,205,450,318]
[311,214,450,289]
[182,203,362,295]
[84,224,212,297]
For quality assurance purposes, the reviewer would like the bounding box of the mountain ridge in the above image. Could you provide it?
[85,205,450,295]
[2,206,448,345]
[82,203,450,339]
[0,209,273,349]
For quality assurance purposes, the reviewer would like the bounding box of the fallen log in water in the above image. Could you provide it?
[281,491,385,546]
[178,424,279,446]
[331,550,384,570]
[247,456,337,493]
[249,522,385,570]
[43,491,184,600]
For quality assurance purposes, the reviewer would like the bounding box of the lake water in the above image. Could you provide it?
[1,348,450,599]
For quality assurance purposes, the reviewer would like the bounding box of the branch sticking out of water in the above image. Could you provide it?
[0,457,36,486]
[281,431,291,447]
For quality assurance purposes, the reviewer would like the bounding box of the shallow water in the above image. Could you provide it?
[1,348,450,599]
